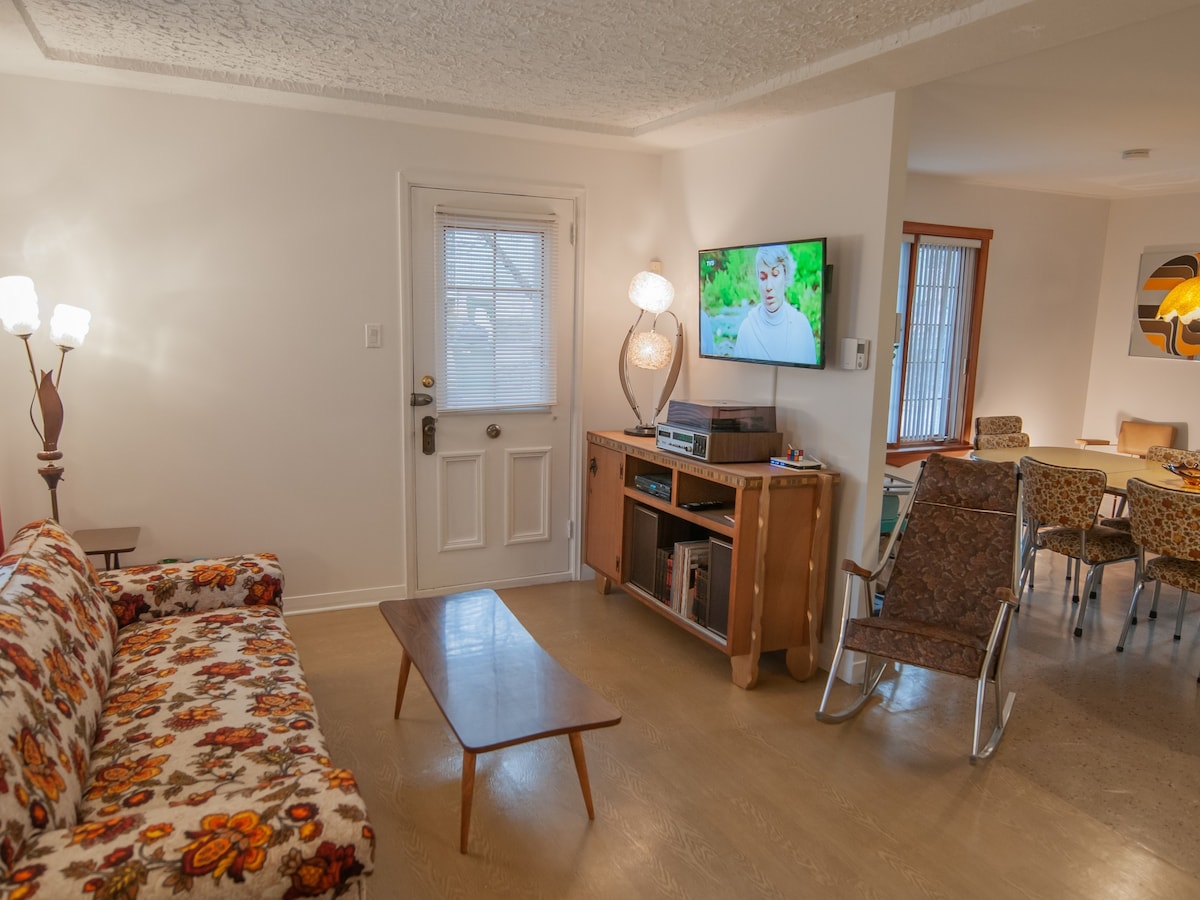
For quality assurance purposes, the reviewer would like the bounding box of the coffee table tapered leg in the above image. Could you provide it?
[393,651,412,719]
[460,750,477,853]
[568,732,595,819]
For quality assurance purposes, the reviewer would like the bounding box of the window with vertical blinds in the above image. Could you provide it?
[888,224,992,448]
[435,208,557,413]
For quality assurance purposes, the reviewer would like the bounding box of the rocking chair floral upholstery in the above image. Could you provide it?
[816,454,1022,763]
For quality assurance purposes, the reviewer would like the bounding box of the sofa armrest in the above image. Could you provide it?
[96,553,284,628]
[5,766,374,899]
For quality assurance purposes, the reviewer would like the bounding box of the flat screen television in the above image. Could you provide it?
[698,237,827,369]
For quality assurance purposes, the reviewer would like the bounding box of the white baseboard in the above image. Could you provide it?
[282,584,408,616]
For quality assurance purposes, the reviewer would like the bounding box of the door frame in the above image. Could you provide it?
[397,171,587,597]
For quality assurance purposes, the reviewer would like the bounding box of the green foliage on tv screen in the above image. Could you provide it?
[699,243,823,350]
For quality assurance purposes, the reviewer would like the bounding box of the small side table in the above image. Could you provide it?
[74,526,141,570]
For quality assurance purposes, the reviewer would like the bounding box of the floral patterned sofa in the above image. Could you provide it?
[0,519,374,899]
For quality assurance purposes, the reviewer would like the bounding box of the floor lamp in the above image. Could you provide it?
[0,276,91,522]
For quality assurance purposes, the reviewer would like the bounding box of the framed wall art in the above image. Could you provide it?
[1130,246,1200,360]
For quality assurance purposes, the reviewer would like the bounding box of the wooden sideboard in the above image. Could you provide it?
[584,431,837,689]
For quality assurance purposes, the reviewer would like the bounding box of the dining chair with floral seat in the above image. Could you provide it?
[1019,456,1139,638]
[1100,447,1200,620]
[1116,478,1200,662]
[972,415,1030,450]
[1102,446,1200,531]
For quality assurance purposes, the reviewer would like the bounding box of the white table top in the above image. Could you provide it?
[971,446,1186,494]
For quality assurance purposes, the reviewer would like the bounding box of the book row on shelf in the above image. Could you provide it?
[653,540,725,639]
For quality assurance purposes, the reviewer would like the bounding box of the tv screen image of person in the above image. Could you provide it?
[698,237,827,369]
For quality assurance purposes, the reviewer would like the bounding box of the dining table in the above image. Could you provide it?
[970,445,1190,495]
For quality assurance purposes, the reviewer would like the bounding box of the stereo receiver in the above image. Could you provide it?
[655,424,782,463]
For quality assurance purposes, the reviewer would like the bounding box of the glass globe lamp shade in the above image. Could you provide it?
[0,275,41,336]
[628,271,675,314]
[627,330,672,371]
[50,304,92,349]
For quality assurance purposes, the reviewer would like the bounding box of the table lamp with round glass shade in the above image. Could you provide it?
[619,270,683,437]
[0,275,91,522]
[1157,275,1200,357]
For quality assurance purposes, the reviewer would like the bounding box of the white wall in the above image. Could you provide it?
[660,93,911,666]
[1082,193,1200,448]
[0,74,661,607]
[902,174,1111,445]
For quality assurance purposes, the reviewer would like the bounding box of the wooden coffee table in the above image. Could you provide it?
[379,590,622,853]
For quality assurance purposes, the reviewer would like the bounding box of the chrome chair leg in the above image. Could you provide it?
[1175,590,1189,640]
[1149,581,1161,619]
[1117,577,1148,651]
[1074,564,1101,637]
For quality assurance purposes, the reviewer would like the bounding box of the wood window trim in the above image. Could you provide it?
[886,441,973,467]
[888,221,994,452]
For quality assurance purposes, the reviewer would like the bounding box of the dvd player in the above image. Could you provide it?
[633,472,672,500]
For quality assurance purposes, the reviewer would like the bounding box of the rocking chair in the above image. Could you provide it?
[816,453,1022,763]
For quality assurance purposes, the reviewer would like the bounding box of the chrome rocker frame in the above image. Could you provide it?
[815,461,1022,764]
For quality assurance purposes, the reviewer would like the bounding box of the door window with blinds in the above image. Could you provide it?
[435,208,558,413]
[887,223,993,448]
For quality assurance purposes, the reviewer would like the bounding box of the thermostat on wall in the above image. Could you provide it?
[841,338,869,370]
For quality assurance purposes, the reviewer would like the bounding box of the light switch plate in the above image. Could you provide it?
[365,323,382,348]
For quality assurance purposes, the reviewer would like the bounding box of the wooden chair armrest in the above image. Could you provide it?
[841,559,872,578]
[994,586,1020,607]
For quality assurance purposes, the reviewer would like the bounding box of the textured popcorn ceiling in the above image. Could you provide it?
[6,0,1078,136]
[7,0,1200,196]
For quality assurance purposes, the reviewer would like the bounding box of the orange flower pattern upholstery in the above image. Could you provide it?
[0,520,116,859]
[95,555,284,629]
[0,520,373,899]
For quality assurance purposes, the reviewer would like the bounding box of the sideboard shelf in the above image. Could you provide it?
[584,430,838,688]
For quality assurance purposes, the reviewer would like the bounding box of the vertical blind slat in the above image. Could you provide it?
[892,241,978,443]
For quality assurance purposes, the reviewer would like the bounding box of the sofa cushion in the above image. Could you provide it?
[0,519,118,864]
[82,606,337,820]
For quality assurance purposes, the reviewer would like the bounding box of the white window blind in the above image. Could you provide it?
[890,237,979,443]
[435,208,557,413]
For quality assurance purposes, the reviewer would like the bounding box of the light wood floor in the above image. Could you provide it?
[287,555,1200,899]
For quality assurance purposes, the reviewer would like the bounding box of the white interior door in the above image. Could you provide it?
[409,185,576,594]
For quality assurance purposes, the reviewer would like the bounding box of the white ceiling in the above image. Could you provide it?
[3,0,1200,198]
